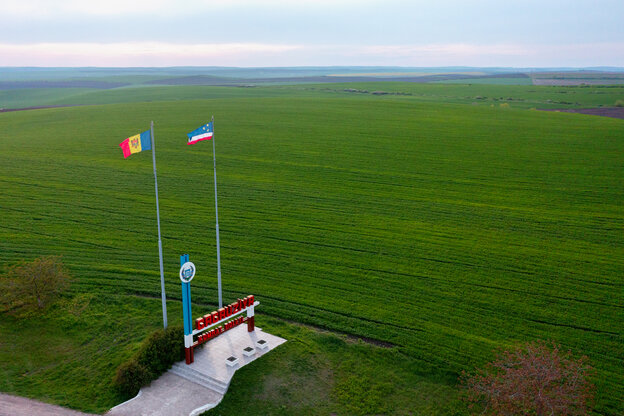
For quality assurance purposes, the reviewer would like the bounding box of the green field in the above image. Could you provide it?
[0,85,623,414]
[304,82,624,108]
[2,81,623,110]
[433,77,534,85]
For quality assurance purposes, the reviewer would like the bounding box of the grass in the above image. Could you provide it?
[204,316,463,416]
[299,82,624,109]
[0,293,449,414]
[0,88,97,109]
[0,91,623,414]
[2,81,623,110]
[433,77,534,85]
[0,294,179,413]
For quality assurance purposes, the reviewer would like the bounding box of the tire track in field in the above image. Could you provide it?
[230,264,620,339]
[205,284,424,336]
[121,291,399,348]
[349,265,623,309]
[226,231,380,254]
[0,184,222,243]
[0,180,179,220]
[130,284,487,371]
[525,318,620,336]
[73,277,422,341]
[1,205,188,244]
[463,273,619,310]
[74,279,619,375]
[13,196,615,302]
[227,236,621,306]
[3,179,618,333]
[0,178,194,225]
[1,178,258,246]
[12,197,614,314]
[0,224,124,252]
[202,239,620,324]
[71,264,622,343]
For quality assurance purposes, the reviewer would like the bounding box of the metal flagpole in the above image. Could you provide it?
[212,115,223,308]
[151,120,168,328]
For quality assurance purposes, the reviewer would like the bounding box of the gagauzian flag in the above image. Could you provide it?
[187,122,213,145]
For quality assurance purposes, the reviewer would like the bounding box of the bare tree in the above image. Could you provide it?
[1,256,72,315]
[462,341,594,415]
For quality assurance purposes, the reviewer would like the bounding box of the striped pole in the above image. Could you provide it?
[181,254,194,364]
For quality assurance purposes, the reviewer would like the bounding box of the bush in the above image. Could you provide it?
[461,341,594,415]
[615,99,624,107]
[113,359,149,397]
[137,326,185,378]
[0,256,72,316]
[113,326,184,396]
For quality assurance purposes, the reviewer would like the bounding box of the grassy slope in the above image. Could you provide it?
[0,294,182,413]
[0,85,328,109]
[0,88,98,109]
[0,95,623,414]
[1,295,436,415]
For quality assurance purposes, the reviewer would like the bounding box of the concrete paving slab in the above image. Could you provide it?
[189,326,287,386]
[107,326,286,416]
[107,373,221,416]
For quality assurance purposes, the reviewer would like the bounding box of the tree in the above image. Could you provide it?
[0,256,72,315]
[462,341,594,415]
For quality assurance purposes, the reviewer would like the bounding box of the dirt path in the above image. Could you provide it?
[0,393,97,416]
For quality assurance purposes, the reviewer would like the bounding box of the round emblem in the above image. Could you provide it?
[179,261,196,283]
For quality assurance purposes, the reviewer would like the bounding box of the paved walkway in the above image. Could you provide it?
[107,326,286,416]
[0,393,97,416]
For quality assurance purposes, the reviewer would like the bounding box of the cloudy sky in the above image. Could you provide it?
[1,0,623,67]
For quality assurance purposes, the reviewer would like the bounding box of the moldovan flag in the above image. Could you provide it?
[187,122,213,145]
[119,130,151,158]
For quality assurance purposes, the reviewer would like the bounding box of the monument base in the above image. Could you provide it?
[108,326,286,416]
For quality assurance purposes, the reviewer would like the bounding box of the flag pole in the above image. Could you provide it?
[151,120,168,328]
[212,115,223,308]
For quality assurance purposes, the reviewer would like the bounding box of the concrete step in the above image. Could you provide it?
[170,364,229,391]
[170,363,229,394]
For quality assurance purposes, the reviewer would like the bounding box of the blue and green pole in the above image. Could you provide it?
[181,254,194,364]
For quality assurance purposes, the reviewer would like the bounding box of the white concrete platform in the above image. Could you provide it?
[107,326,286,416]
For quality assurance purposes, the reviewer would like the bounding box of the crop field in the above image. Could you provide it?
[433,77,534,85]
[304,82,624,109]
[531,72,624,86]
[0,88,623,414]
[2,81,623,110]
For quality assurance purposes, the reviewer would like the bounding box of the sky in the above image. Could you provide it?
[1,0,623,67]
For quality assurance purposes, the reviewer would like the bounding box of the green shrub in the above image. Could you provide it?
[113,326,184,396]
[0,256,71,316]
[113,359,149,397]
[615,99,624,107]
[137,326,185,378]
